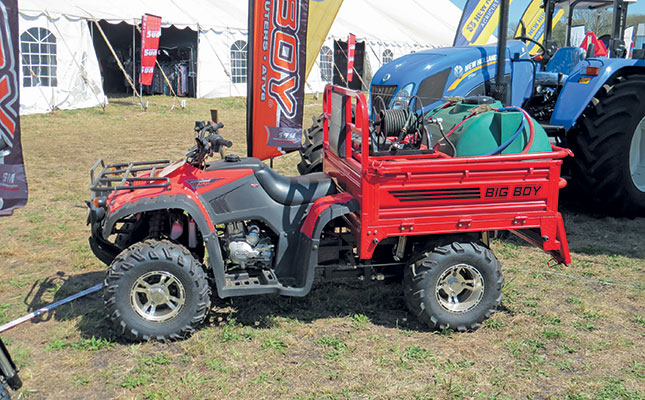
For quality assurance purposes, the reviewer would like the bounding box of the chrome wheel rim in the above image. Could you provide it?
[629,116,645,192]
[130,271,186,322]
[435,264,485,313]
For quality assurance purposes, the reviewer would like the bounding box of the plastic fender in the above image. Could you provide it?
[101,194,214,241]
[300,192,359,239]
[550,58,645,131]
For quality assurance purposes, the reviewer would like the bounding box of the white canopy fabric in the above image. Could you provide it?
[17,0,462,113]
[19,13,105,115]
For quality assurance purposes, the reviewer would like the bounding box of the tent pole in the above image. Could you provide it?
[46,13,105,111]
[132,23,136,103]
[92,20,146,109]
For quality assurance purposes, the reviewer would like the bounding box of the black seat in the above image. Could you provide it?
[254,166,337,205]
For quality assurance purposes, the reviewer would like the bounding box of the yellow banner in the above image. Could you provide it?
[515,0,565,54]
[305,0,343,78]
[459,0,514,45]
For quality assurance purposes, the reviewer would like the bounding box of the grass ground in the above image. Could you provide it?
[0,95,643,400]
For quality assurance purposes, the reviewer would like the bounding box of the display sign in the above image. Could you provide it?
[0,0,27,216]
[139,14,162,86]
[247,0,311,158]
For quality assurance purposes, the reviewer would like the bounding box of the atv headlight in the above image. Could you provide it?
[392,83,414,109]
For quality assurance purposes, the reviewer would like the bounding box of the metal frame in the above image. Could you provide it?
[90,159,171,199]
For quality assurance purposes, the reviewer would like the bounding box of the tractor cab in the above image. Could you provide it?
[529,0,635,88]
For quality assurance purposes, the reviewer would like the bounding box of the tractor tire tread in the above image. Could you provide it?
[568,73,645,217]
[297,115,325,175]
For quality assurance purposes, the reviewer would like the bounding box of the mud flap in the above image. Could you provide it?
[510,213,571,265]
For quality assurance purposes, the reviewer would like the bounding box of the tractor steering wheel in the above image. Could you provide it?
[515,36,546,61]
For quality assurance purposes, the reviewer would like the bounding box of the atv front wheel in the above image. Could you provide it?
[403,240,503,331]
[104,240,211,341]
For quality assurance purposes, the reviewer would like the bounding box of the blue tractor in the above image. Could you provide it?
[298,0,645,217]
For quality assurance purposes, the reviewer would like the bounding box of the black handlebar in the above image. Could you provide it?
[187,120,232,166]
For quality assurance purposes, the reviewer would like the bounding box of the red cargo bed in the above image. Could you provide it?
[321,85,571,265]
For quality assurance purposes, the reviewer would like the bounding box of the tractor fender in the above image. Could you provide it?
[550,58,645,131]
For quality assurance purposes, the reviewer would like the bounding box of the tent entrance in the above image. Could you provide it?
[91,21,198,97]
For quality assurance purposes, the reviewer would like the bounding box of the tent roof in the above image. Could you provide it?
[19,0,461,47]
[18,0,248,31]
[330,0,461,47]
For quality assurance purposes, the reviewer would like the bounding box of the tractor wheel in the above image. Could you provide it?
[403,240,503,332]
[297,114,324,175]
[104,239,211,341]
[568,74,645,217]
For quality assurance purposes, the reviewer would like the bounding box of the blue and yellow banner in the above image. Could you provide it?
[514,0,565,54]
[454,0,513,46]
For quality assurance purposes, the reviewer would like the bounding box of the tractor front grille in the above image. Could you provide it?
[370,84,397,112]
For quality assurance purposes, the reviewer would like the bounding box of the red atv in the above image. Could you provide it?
[87,85,571,341]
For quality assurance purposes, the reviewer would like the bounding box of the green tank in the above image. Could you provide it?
[425,97,552,157]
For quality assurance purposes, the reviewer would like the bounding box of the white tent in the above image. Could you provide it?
[17,0,462,115]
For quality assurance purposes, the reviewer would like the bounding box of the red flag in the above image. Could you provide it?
[579,32,608,57]
[139,14,162,86]
[347,33,356,83]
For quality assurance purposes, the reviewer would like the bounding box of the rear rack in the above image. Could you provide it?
[90,159,171,199]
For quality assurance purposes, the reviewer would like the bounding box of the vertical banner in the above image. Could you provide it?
[346,33,356,83]
[305,0,343,78]
[139,14,162,86]
[453,0,513,46]
[514,0,565,55]
[247,0,310,159]
[0,0,27,216]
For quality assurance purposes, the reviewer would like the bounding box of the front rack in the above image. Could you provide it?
[90,159,171,199]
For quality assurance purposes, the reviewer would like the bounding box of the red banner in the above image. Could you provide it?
[247,0,310,159]
[139,14,162,86]
[347,33,356,83]
[0,0,27,216]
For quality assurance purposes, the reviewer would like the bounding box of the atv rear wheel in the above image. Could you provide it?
[403,240,503,331]
[297,114,324,175]
[568,74,645,217]
[104,240,211,341]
